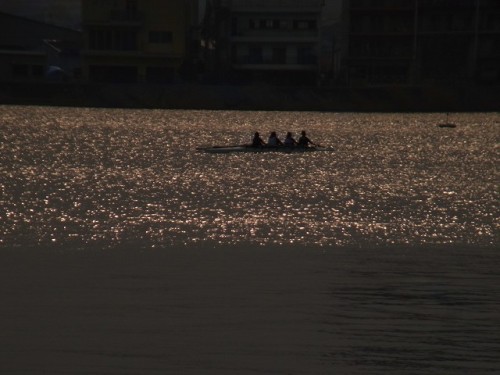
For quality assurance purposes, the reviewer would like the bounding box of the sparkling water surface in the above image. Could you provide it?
[0,106,498,249]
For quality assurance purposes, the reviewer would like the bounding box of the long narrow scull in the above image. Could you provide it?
[197,145,335,154]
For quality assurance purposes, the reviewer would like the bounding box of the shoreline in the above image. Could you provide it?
[1,82,499,112]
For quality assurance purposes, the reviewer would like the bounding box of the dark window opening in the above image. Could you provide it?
[89,28,137,51]
[32,65,44,77]
[149,31,173,44]
[249,46,263,63]
[12,64,29,77]
[297,47,317,64]
[146,67,175,83]
[272,47,287,64]
[293,20,317,30]
[89,65,138,83]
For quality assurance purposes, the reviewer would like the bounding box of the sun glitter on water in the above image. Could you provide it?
[0,106,498,249]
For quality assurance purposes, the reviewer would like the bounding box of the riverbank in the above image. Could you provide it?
[1,81,499,112]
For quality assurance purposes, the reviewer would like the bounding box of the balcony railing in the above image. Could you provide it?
[108,10,142,24]
[83,10,143,27]
[231,0,324,11]
[350,0,415,10]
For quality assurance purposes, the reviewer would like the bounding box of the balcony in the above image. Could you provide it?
[232,63,317,71]
[418,0,477,10]
[231,32,318,43]
[109,10,142,23]
[84,10,143,27]
[350,0,415,11]
[232,45,318,70]
[349,41,414,60]
[231,0,324,13]
[349,19,415,35]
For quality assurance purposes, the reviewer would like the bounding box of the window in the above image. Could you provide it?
[146,67,174,83]
[149,31,173,44]
[249,46,263,63]
[232,18,238,35]
[272,47,287,64]
[89,28,137,51]
[115,30,137,50]
[293,20,317,31]
[126,0,138,16]
[297,47,316,64]
[32,65,44,77]
[12,64,29,77]
[89,29,111,50]
[255,19,281,30]
[89,65,138,83]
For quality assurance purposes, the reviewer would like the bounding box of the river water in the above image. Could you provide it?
[1,106,498,249]
[0,105,498,374]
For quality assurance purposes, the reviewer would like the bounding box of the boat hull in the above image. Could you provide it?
[198,146,334,154]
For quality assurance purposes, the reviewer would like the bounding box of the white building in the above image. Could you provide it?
[228,0,325,84]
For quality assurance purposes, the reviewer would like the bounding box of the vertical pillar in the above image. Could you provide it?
[471,0,480,82]
[411,0,419,85]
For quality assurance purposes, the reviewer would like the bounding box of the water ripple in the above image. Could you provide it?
[0,107,498,249]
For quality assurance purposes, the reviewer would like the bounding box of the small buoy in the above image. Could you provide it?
[438,113,456,128]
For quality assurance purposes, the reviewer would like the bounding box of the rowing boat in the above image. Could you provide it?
[197,145,335,154]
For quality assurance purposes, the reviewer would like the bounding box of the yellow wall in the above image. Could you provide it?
[82,0,191,82]
[81,0,115,23]
[141,0,186,57]
[82,0,187,56]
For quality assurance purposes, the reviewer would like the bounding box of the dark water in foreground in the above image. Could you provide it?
[0,106,498,374]
[1,247,499,375]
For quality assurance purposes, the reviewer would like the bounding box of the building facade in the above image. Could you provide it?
[344,0,416,85]
[82,0,197,83]
[204,0,325,84]
[342,0,500,86]
[417,0,500,85]
[475,0,500,84]
[0,11,82,82]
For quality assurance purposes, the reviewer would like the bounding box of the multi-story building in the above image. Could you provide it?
[205,0,325,84]
[0,11,82,82]
[475,0,500,84]
[416,0,500,85]
[342,0,418,85]
[81,0,198,83]
[342,0,500,86]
